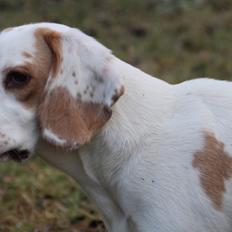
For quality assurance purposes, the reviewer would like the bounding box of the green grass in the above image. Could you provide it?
[0,158,104,231]
[1,0,232,231]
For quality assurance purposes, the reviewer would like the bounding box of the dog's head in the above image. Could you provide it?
[0,23,124,162]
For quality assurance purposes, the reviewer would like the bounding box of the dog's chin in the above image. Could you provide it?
[0,149,31,163]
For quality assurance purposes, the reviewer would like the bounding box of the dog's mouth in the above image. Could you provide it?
[0,149,30,162]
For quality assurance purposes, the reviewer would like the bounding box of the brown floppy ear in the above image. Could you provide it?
[37,27,124,149]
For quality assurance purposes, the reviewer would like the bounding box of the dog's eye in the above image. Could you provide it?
[5,71,31,89]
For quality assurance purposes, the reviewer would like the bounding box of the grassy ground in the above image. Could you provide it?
[1,0,232,231]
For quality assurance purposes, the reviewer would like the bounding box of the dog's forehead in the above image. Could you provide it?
[0,23,71,70]
[0,27,36,68]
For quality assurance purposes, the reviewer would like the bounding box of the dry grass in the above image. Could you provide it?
[0,158,106,232]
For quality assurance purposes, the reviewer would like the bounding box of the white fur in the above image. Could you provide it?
[1,23,232,232]
[43,128,67,146]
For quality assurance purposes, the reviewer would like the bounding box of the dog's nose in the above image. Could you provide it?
[0,149,30,162]
[18,150,30,159]
[9,149,30,162]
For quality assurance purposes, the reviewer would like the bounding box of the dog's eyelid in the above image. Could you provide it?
[3,66,31,77]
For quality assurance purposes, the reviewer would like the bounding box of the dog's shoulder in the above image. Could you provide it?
[174,78,232,114]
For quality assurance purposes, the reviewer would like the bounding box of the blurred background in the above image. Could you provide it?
[0,0,232,231]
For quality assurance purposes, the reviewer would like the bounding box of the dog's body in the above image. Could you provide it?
[0,23,232,232]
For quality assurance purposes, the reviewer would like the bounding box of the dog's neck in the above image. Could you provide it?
[101,57,175,152]
[38,56,175,230]
[81,57,175,177]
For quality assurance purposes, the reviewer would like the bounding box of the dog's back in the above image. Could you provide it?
[149,78,232,231]
[119,78,232,231]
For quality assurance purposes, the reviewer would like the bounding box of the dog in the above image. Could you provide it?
[0,23,232,232]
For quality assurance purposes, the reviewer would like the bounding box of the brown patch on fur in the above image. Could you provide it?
[4,28,62,108]
[192,131,232,210]
[39,87,112,148]
[3,29,53,107]
[111,86,125,105]
[35,28,62,77]
[22,51,33,59]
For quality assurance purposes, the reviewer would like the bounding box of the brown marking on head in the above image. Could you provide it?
[3,31,52,107]
[38,87,112,148]
[3,28,62,108]
[22,51,33,59]
[34,28,62,77]
[192,131,232,210]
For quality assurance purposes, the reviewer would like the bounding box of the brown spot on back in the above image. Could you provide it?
[192,131,232,210]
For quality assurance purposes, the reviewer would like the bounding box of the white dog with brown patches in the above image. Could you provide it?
[0,23,232,232]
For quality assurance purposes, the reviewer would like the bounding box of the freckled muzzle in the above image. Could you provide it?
[0,149,30,162]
